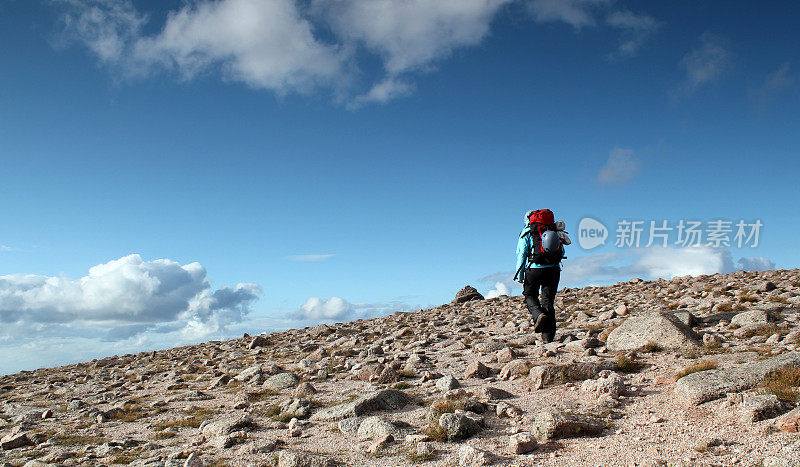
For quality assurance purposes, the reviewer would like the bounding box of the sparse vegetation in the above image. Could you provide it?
[615,353,644,373]
[761,365,800,403]
[406,445,437,463]
[151,406,218,430]
[675,360,718,379]
[643,341,663,353]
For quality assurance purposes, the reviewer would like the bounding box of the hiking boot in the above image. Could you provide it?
[533,313,549,333]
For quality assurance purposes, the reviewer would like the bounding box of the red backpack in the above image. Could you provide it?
[527,209,564,265]
[528,209,555,234]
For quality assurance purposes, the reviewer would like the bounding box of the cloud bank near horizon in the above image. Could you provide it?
[478,245,779,297]
[0,254,260,343]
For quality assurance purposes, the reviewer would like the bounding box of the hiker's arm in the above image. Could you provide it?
[514,235,528,282]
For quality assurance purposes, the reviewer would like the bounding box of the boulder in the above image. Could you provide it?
[464,361,491,379]
[508,432,538,454]
[674,351,800,405]
[356,416,400,441]
[264,373,300,390]
[248,335,270,349]
[457,445,493,466]
[731,309,773,327]
[453,286,484,304]
[530,407,604,442]
[277,451,336,467]
[738,394,791,423]
[580,370,625,397]
[776,407,800,433]
[310,389,411,422]
[201,413,254,439]
[499,359,530,380]
[457,445,494,466]
[529,362,614,389]
[438,412,482,440]
[605,312,701,352]
[436,375,460,392]
[1,431,32,450]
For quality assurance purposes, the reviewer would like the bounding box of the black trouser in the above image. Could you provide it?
[523,266,560,343]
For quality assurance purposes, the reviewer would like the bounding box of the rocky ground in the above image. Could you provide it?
[3,269,800,467]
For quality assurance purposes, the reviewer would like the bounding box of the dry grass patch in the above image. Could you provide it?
[615,353,644,373]
[52,433,107,446]
[151,406,218,430]
[643,341,663,353]
[675,360,718,379]
[246,389,279,402]
[151,431,178,440]
[761,365,800,403]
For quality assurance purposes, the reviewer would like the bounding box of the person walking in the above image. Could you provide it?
[514,209,566,343]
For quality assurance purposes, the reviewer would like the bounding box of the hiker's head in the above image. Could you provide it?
[525,210,535,225]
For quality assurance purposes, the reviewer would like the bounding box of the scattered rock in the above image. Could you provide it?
[738,394,791,423]
[776,407,800,433]
[499,359,530,380]
[508,432,538,454]
[464,361,491,379]
[531,407,604,442]
[605,312,701,352]
[311,389,411,421]
[674,352,800,405]
[436,375,460,391]
[581,370,625,397]
[264,373,300,390]
[0,431,31,450]
[453,286,484,304]
[438,412,482,440]
[529,362,613,389]
[356,416,400,441]
[457,444,493,466]
[731,309,773,327]
[248,335,270,349]
[277,451,336,467]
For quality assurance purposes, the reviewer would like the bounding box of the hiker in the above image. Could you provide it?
[514,209,567,343]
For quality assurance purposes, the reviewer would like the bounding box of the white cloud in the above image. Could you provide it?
[482,247,777,293]
[53,0,146,62]
[605,10,659,58]
[53,0,511,104]
[485,281,510,299]
[527,0,611,29]
[56,0,346,94]
[349,77,415,108]
[527,0,658,57]
[286,254,335,262]
[679,32,731,93]
[478,271,520,297]
[596,146,639,185]
[751,62,798,109]
[0,254,260,340]
[736,256,776,271]
[291,296,414,322]
[317,0,511,75]
[0,245,15,252]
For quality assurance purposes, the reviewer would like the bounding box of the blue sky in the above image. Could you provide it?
[1,0,799,374]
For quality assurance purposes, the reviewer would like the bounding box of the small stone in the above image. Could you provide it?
[184,453,204,467]
[464,361,491,379]
[436,375,461,391]
[438,413,482,440]
[458,445,492,466]
[508,432,538,454]
[0,431,32,450]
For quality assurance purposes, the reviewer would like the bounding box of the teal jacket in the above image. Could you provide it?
[514,226,562,281]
